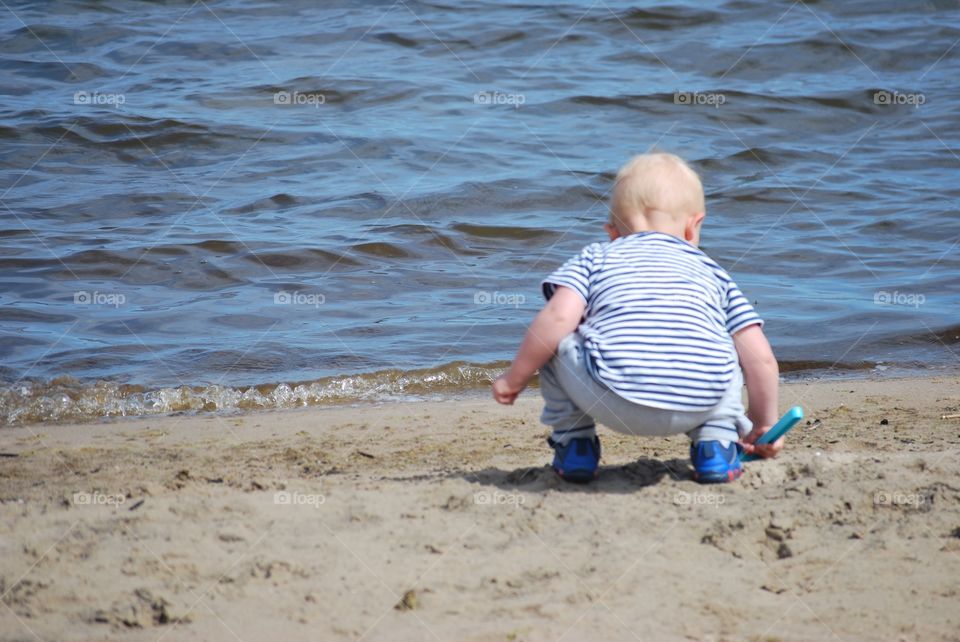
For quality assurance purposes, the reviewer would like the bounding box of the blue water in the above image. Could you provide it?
[1,0,958,423]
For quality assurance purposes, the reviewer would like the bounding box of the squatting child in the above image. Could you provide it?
[492,153,782,483]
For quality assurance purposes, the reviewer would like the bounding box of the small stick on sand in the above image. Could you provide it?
[941,413,960,420]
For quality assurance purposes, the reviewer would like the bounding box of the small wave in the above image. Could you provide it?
[2,58,107,82]
[229,193,299,214]
[375,223,477,255]
[374,32,421,48]
[350,241,415,259]
[613,6,723,30]
[6,23,138,52]
[240,248,362,270]
[0,363,509,426]
[0,355,905,426]
[451,223,560,241]
[33,116,280,158]
[191,239,247,254]
[779,359,874,374]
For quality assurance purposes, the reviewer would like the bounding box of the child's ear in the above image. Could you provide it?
[604,222,620,240]
[684,212,705,242]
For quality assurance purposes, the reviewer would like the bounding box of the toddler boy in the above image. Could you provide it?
[492,153,782,483]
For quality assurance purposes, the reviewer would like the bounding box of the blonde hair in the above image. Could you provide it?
[611,153,704,230]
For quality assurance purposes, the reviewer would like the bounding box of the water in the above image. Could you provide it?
[1,0,958,425]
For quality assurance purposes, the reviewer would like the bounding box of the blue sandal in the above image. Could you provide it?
[549,434,601,483]
[690,440,743,484]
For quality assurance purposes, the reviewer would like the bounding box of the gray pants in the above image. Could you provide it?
[540,333,752,445]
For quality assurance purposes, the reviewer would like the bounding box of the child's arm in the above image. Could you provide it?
[492,286,586,405]
[733,324,783,458]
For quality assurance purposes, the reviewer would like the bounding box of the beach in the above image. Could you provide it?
[2,376,958,641]
[3,1,959,639]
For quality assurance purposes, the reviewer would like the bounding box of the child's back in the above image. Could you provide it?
[544,230,761,412]
[493,153,781,484]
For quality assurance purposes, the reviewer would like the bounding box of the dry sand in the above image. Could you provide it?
[1,376,959,642]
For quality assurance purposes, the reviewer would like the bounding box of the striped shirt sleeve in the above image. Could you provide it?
[724,279,763,335]
[541,245,596,304]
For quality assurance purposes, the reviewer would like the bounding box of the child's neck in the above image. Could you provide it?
[622,223,686,241]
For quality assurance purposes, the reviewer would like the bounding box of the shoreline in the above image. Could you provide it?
[1,375,959,640]
[4,365,960,429]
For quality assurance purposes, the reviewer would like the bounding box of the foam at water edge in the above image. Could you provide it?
[0,363,509,426]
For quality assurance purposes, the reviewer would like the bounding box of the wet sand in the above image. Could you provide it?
[1,376,959,641]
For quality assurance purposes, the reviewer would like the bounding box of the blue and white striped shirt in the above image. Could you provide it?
[542,231,762,411]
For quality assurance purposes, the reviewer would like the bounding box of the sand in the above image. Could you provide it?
[1,376,959,642]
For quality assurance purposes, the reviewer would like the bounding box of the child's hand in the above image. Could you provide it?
[493,287,585,406]
[492,375,524,405]
[740,425,785,458]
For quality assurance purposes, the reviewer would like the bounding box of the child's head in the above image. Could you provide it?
[607,153,706,246]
